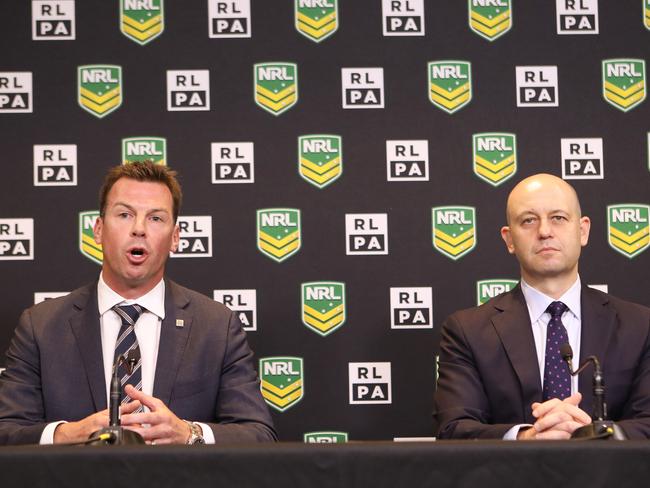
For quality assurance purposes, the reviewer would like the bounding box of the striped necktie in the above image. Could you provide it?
[542,301,571,401]
[112,304,144,412]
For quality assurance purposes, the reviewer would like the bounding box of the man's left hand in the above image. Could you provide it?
[119,385,192,445]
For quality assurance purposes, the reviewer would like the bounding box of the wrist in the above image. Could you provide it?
[183,420,205,445]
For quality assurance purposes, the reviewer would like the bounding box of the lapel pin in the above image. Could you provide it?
[175,319,184,328]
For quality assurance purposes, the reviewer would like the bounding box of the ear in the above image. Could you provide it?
[170,224,180,253]
[93,216,104,245]
[500,225,515,254]
[579,216,591,247]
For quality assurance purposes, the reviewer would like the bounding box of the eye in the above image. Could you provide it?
[551,215,568,222]
[118,212,130,219]
[150,215,163,222]
[521,217,536,225]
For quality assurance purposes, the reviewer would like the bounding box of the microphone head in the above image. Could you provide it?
[126,349,141,375]
[560,343,573,362]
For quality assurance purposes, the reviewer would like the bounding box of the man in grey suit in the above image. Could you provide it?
[434,174,650,440]
[0,161,276,445]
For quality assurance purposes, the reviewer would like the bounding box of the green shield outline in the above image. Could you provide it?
[254,62,298,116]
[79,210,102,265]
[607,204,650,259]
[472,132,517,187]
[301,281,346,337]
[295,0,338,43]
[259,356,304,412]
[476,279,518,305]
[468,0,512,41]
[298,134,343,189]
[428,60,472,114]
[121,136,167,165]
[120,0,164,45]
[78,64,123,119]
[602,58,646,112]
[432,206,477,260]
[256,208,301,263]
[303,431,348,443]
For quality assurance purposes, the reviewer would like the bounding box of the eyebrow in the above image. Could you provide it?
[113,202,170,214]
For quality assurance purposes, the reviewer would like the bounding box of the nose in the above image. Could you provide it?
[538,217,552,238]
[131,216,146,237]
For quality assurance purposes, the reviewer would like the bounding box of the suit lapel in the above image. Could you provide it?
[153,280,193,405]
[69,283,107,411]
[491,286,542,422]
[578,286,616,415]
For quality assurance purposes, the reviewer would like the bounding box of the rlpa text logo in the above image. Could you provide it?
[213,289,257,331]
[556,0,598,34]
[260,357,304,412]
[0,72,33,113]
[476,279,517,305]
[299,135,342,189]
[607,204,649,258]
[432,206,476,260]
[254,63,298,116]
[472,133,516,186]
[349,362,391,404]
[516,66,558,107]
[561,138,603,179]
[208,0,251,38]
[295,0,338,43]
[33,144,77,186]
[602,59,646,112]
[304,431,348,443]
[211,142,254,184]
[302,282,346,336]
[341,68,385,109]
[167,70,210,111]
[122,137,166,165]
[390,287,433,329]
[120,0,164,45]
[257,208,301,262]
[386,140,429,181]
[172,216,212,257]
[345,213,388,255]
[78,65,122,118]
[469,0,512,41]
[32,0,75,40]
[428,61,472,114]
[79,211,102,264]
[0,219,34,261]
[382,0,425,36]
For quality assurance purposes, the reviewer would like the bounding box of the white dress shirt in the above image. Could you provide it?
[40,274,215,444]
[504,275,582,440]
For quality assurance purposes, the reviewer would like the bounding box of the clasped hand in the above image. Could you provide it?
[517,392,592,440]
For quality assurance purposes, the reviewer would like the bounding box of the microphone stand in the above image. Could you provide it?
[88,351,145,445]
[561,346,627,440]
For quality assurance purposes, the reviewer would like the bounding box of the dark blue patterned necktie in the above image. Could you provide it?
[542,301,571,401]
[112,304,144,412]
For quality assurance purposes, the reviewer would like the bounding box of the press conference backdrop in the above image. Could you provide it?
[0,1,649,442]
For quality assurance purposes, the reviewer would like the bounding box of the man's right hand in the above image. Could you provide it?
[53,400,142,444]
[517,392,592,440]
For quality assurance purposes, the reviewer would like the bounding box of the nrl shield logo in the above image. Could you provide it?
[472,133,517,186]
[645,1,650,30]
[120,0,164,45]
[254,63,298,116]
[428,61,472,114]
[78,65,122,118]
[299,135,342,189]
[260,357,304,412]
[469,0,512,41]
[302,282,346,336]
[295,0,338,43]
[602,59,646,112]
[257,208,301,262]
[122,137,166,165]
[476,279,518,305]
[79,210,102,265]
[432,206,476,260]
[607,204,650,258]
[304,431,348,443]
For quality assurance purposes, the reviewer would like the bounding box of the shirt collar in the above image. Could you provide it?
[520,275,582,323]
[97,272,166,320]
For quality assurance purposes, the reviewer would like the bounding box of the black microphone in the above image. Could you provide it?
[560,343,627,440]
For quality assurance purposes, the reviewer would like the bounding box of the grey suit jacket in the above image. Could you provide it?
[0,279,277,445]
[434,285,650,439]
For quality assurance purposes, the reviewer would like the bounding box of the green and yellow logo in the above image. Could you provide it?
[304,431,348,443]
[607,204,649,258]
[432,206,476,260]
[469,0,512,41]
[257,208,301,262]
[302,282,346,336]
[254,63,298,116]
[644,0,650,30]
[299,135,342,189]
[78,65,122,118]
[473,133,517,186]
[295,0,338,42]
[428,61,472,114]
[79,210,102,265]
[122,137,166,165]
[476,279,517,305]
[602,59,646,112]
[120,0,164,45]
[260,357,304,412]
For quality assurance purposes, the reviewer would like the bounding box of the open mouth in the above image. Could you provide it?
[127,247,148,263]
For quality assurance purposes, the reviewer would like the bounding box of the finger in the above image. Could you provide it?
[120,411,162,426]
[119,400,142,415]
[532,398,562,418]
[558,403,592,425]
[124,385,162,411]
[563,392,582,407]
[535,429,572,440]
